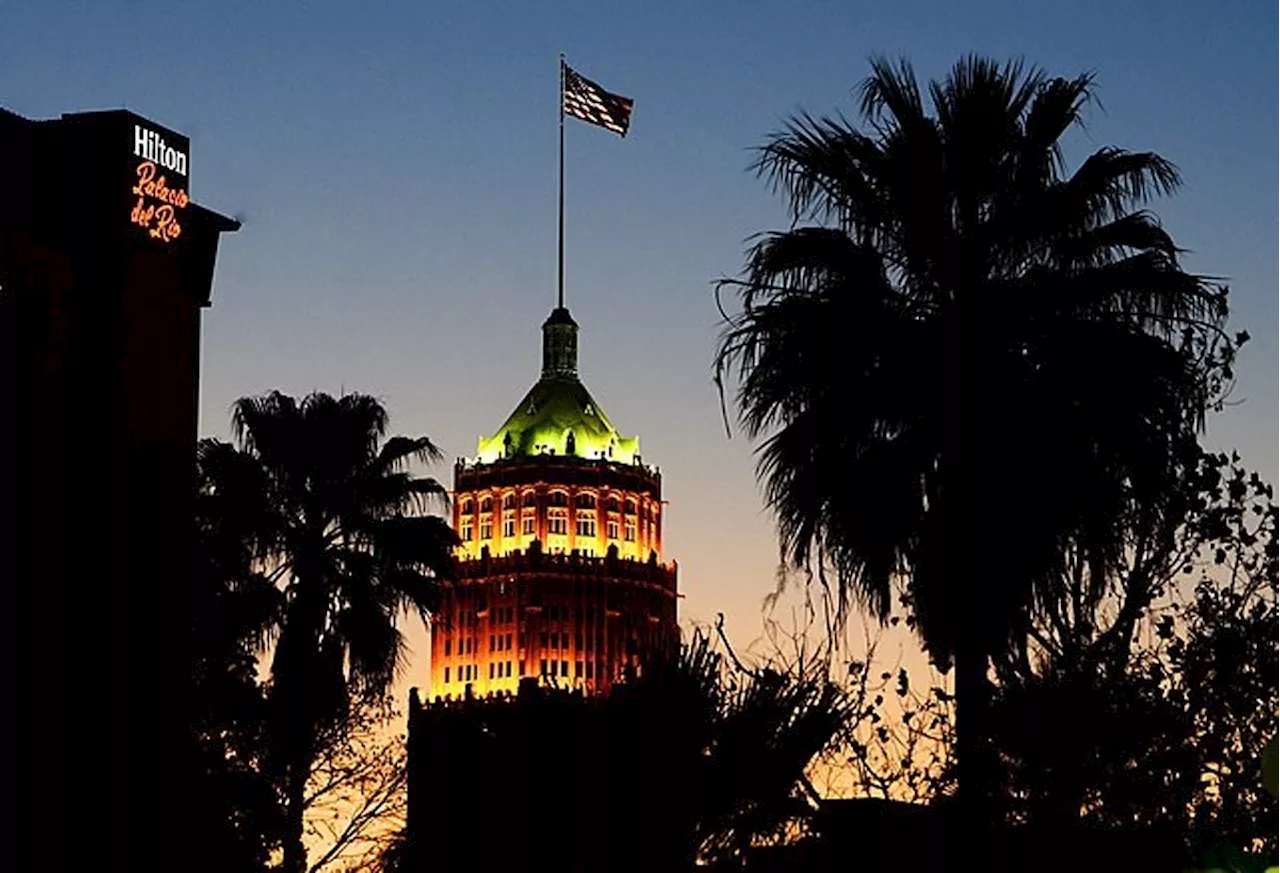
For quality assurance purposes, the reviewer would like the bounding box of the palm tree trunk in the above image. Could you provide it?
[944,309,998,842]
[273,611,322,873]
[279,698,315,873]
[953,641,994,833]
[282,748,310,873]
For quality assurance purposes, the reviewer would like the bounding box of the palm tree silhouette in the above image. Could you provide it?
[714,55,1232,826]
[204,390,457,872]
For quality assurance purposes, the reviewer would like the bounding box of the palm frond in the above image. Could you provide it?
[371,515,458,581]
[1020,72,1096,177]
[376,435,444,471]
[859,56,927,131]
[231,391,301,471]
[1062,147,1182,221]
[753,113,886,230]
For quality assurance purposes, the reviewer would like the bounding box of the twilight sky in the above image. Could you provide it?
[6,1,1275,673]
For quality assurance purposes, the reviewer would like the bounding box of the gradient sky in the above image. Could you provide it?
[6,1,1275,677]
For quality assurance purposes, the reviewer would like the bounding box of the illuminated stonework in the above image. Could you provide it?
[429,307,678,699]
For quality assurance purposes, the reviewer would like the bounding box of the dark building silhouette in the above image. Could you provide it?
[0,108,238,860]
[405,681,665,872]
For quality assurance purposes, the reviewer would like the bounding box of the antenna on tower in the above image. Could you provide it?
[557,52,566,310]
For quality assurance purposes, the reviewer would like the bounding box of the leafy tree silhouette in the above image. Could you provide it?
[303,696,409,872]
[713,54,1234,835]
[987,450,1277,862]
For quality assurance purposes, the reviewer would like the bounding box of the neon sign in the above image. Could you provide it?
[130,160,186,242]
[133,124,187,176]
[127,123,189,244]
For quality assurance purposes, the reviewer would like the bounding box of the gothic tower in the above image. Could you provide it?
[428,307,678,699]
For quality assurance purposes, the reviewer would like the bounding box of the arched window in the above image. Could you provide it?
[548,490,569,508]
[522,491,537,508]
[479,495,493,513]
[606,495,621,512]
[459,497,473,515]
[575,492,597,509]
[502,493,516,510]
[625,498,637,515]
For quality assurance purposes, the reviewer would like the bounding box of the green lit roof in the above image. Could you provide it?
[476,377,640,463]
[474,307,640,464]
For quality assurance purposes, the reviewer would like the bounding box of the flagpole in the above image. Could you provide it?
[557,53,566,311]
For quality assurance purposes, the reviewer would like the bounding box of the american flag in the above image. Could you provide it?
[562,63,633,137]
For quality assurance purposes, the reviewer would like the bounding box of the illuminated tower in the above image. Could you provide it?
[428,307,678,699]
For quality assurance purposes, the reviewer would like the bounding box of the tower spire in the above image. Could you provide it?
[541,305,578,379]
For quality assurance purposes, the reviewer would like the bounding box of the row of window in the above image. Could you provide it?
[443,602,631,629]
[541,659,597,679]
[447,638,479,656]
[439,597,668,636]
[460,492,652,516]
[443,662,515,684]
[460,513,642,542]
[442,659,609,685]
[443,629,614,657]
[448,664,480,683]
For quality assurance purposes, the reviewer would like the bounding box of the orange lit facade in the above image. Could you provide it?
[428,306,678,699]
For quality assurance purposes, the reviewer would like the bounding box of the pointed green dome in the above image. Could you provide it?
[475,308,640,464]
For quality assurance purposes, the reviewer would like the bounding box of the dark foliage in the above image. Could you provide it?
[989,452,1278,860]
[192,439,285,871]
[195,391,457,872]
[394,630,854,872]
[713,54,1234,814]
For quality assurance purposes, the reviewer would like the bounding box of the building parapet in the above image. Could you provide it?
[410,678,594,712]
[455,454,661,493]
[451,542,677,592]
